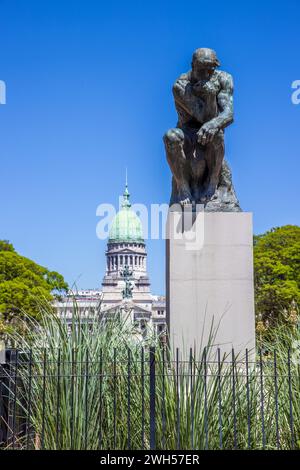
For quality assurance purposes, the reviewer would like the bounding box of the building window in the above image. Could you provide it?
[120,255,123,265]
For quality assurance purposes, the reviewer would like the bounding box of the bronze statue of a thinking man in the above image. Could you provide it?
[164,48,240,211]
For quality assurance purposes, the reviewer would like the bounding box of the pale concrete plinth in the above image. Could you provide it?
[166,209,256,358]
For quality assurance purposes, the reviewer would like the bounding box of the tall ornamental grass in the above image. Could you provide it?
[3,304,300,450]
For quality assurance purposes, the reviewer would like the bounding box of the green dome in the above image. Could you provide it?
[108,185,144,244]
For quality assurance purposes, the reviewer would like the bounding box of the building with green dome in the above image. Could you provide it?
[54,184,166,337]
[100,184,165,336]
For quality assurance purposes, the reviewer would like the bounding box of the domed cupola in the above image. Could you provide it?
[108,185,144,244]
[103,184,149,283]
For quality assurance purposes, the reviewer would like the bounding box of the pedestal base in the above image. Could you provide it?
[166,210,256,359]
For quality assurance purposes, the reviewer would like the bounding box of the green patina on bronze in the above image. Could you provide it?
[120,265,134,299]
[108,185,144,244]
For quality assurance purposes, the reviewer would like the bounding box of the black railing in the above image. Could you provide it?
[0,347,299,450]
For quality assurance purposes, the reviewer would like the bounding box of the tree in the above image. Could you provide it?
[0,240,15,252]
[254,225,300,322]
[0,241,68,337]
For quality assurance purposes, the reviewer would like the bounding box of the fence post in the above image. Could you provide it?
[149,346,156,450]
[6,349,16,447]
[0,355,5,446]
[0,341,5,365]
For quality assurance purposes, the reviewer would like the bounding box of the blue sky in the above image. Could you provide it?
[0,0,299,294]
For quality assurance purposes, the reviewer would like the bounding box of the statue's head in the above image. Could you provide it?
[192,48,220,79]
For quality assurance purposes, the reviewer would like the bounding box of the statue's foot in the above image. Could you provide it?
[203,184,217,201]
[180,197,191,206]
[178,188,192,206]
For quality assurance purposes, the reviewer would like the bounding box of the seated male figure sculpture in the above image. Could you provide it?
[164,48,237,208]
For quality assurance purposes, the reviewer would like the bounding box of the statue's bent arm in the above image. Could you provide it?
[172,74,205,125]
[209,72,234,131]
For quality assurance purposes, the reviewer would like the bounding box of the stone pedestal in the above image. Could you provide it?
[166,209,255,359]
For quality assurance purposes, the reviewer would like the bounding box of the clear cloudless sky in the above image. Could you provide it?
[0,0,299,294]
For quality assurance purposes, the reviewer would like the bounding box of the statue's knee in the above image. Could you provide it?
[163,128,184,147]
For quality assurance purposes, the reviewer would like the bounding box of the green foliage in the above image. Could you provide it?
[0,240,15,252]
[254,225,300,322]
[0,240,68,337]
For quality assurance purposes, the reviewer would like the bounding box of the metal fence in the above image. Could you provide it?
[0,347,299,450]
